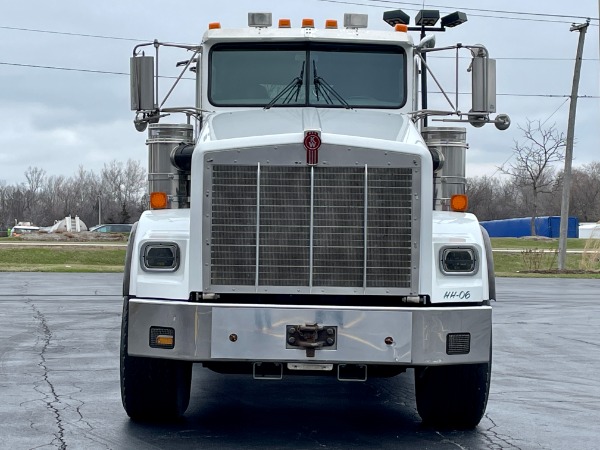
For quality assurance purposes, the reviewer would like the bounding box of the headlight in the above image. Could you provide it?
[440,246,478,275]
[141,242,180,271]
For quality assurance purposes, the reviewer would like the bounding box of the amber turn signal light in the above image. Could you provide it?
[450,194,468,212]
[150,192,168,209]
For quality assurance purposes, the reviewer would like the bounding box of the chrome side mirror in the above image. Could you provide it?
[470,47,496,115]
[130,56,155,112]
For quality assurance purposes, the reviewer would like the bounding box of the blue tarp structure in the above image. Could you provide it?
[480,216,579,238]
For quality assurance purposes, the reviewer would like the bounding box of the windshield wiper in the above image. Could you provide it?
[264,61,305,110]
[312,60,351,109]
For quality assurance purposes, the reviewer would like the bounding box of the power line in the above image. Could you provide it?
[0,61,128,76]
[489,98,571,178]
[364,0,599,22]
[317,0,599,25]
[0,62,193,80]
[1,1,598,52]
[0,25,145,42]
[1,60,597,99]
[0,25,191,46]
[2,0,598,48]
[430,56,600,62]
[428,90,599,99]
[541,98,571,127]
[1,24,598,63]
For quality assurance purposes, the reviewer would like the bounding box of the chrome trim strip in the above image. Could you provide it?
[362,164,368,291]
[309,165,315,288]
[255,163,261,287]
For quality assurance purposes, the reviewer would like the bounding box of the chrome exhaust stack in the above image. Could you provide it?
[146,123,194,209]
[421,127,468,211]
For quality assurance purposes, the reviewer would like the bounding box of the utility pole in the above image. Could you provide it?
[558,20,590,270]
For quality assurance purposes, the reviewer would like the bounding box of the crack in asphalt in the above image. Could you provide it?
[481,414,523,450]
[434,431,468,449]
[69,384,93,431]
[29,301,67,450]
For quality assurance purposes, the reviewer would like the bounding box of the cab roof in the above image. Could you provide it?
[202,19,413,47]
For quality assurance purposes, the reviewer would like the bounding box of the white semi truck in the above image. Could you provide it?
[122,11,510,428]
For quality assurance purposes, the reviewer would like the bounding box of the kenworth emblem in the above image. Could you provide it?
[304,130,321,165]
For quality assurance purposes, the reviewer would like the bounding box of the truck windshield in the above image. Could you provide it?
[209,43,406,108]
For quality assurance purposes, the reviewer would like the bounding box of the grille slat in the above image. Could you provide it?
[210,164,414,290]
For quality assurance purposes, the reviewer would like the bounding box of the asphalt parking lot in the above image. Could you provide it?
[0,273,598,449]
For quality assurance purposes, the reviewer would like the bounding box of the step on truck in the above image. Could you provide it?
[121,10,510,428]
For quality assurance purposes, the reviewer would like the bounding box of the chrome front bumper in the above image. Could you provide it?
[127,299,491,366]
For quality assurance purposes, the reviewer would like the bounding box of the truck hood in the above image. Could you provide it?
[203,108,410,143]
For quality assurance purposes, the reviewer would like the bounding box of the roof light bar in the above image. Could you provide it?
[415,10,440,27]
[383,10,410,26]
[343,13,368,28]
[248,12,272,27]
[441,11,468,28]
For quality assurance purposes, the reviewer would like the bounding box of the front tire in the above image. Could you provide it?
[415,361,491,429]
[120,298,192,421]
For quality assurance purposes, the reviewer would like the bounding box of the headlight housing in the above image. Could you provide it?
[141,242,180,272]
[439,246,478,275]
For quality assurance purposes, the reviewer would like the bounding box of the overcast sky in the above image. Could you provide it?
[1,0,598,185]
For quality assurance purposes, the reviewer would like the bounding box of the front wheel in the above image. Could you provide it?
[120,298,192,421]
[414,361,491,429]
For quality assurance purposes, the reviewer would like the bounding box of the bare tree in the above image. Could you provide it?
[0,161,147,231]
[24,166,46,220]
[100,159,147,223]
[499,119,566,235]
[122,159,147,209]
[563,162,600,222]
[467,176,506,221]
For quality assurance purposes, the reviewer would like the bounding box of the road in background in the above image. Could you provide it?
[0,273,598,449]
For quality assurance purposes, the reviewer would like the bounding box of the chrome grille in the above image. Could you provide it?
[210,166,257,285]
[209,165,414,290]
[367,168,413,287]
[259,167,311,286]
[313,168,364,287]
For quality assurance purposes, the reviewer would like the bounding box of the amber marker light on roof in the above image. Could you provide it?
[394,24,408,32]
[450,194,468,212]
[208,22,221,30]
[279,18,292,28]
[302,18,315,28]
[150,192,169,209]
[325,19,338,29]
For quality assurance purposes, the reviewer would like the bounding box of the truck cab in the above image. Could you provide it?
[122,12,507,428]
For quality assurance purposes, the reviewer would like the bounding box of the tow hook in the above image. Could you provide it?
[286,324,337,357]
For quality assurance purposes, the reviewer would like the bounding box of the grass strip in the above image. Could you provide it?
[1,241,600,277]
[0,247,126,268]
[491,237,600,250]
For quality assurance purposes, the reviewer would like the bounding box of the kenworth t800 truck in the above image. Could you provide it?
[122,11,510,428]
